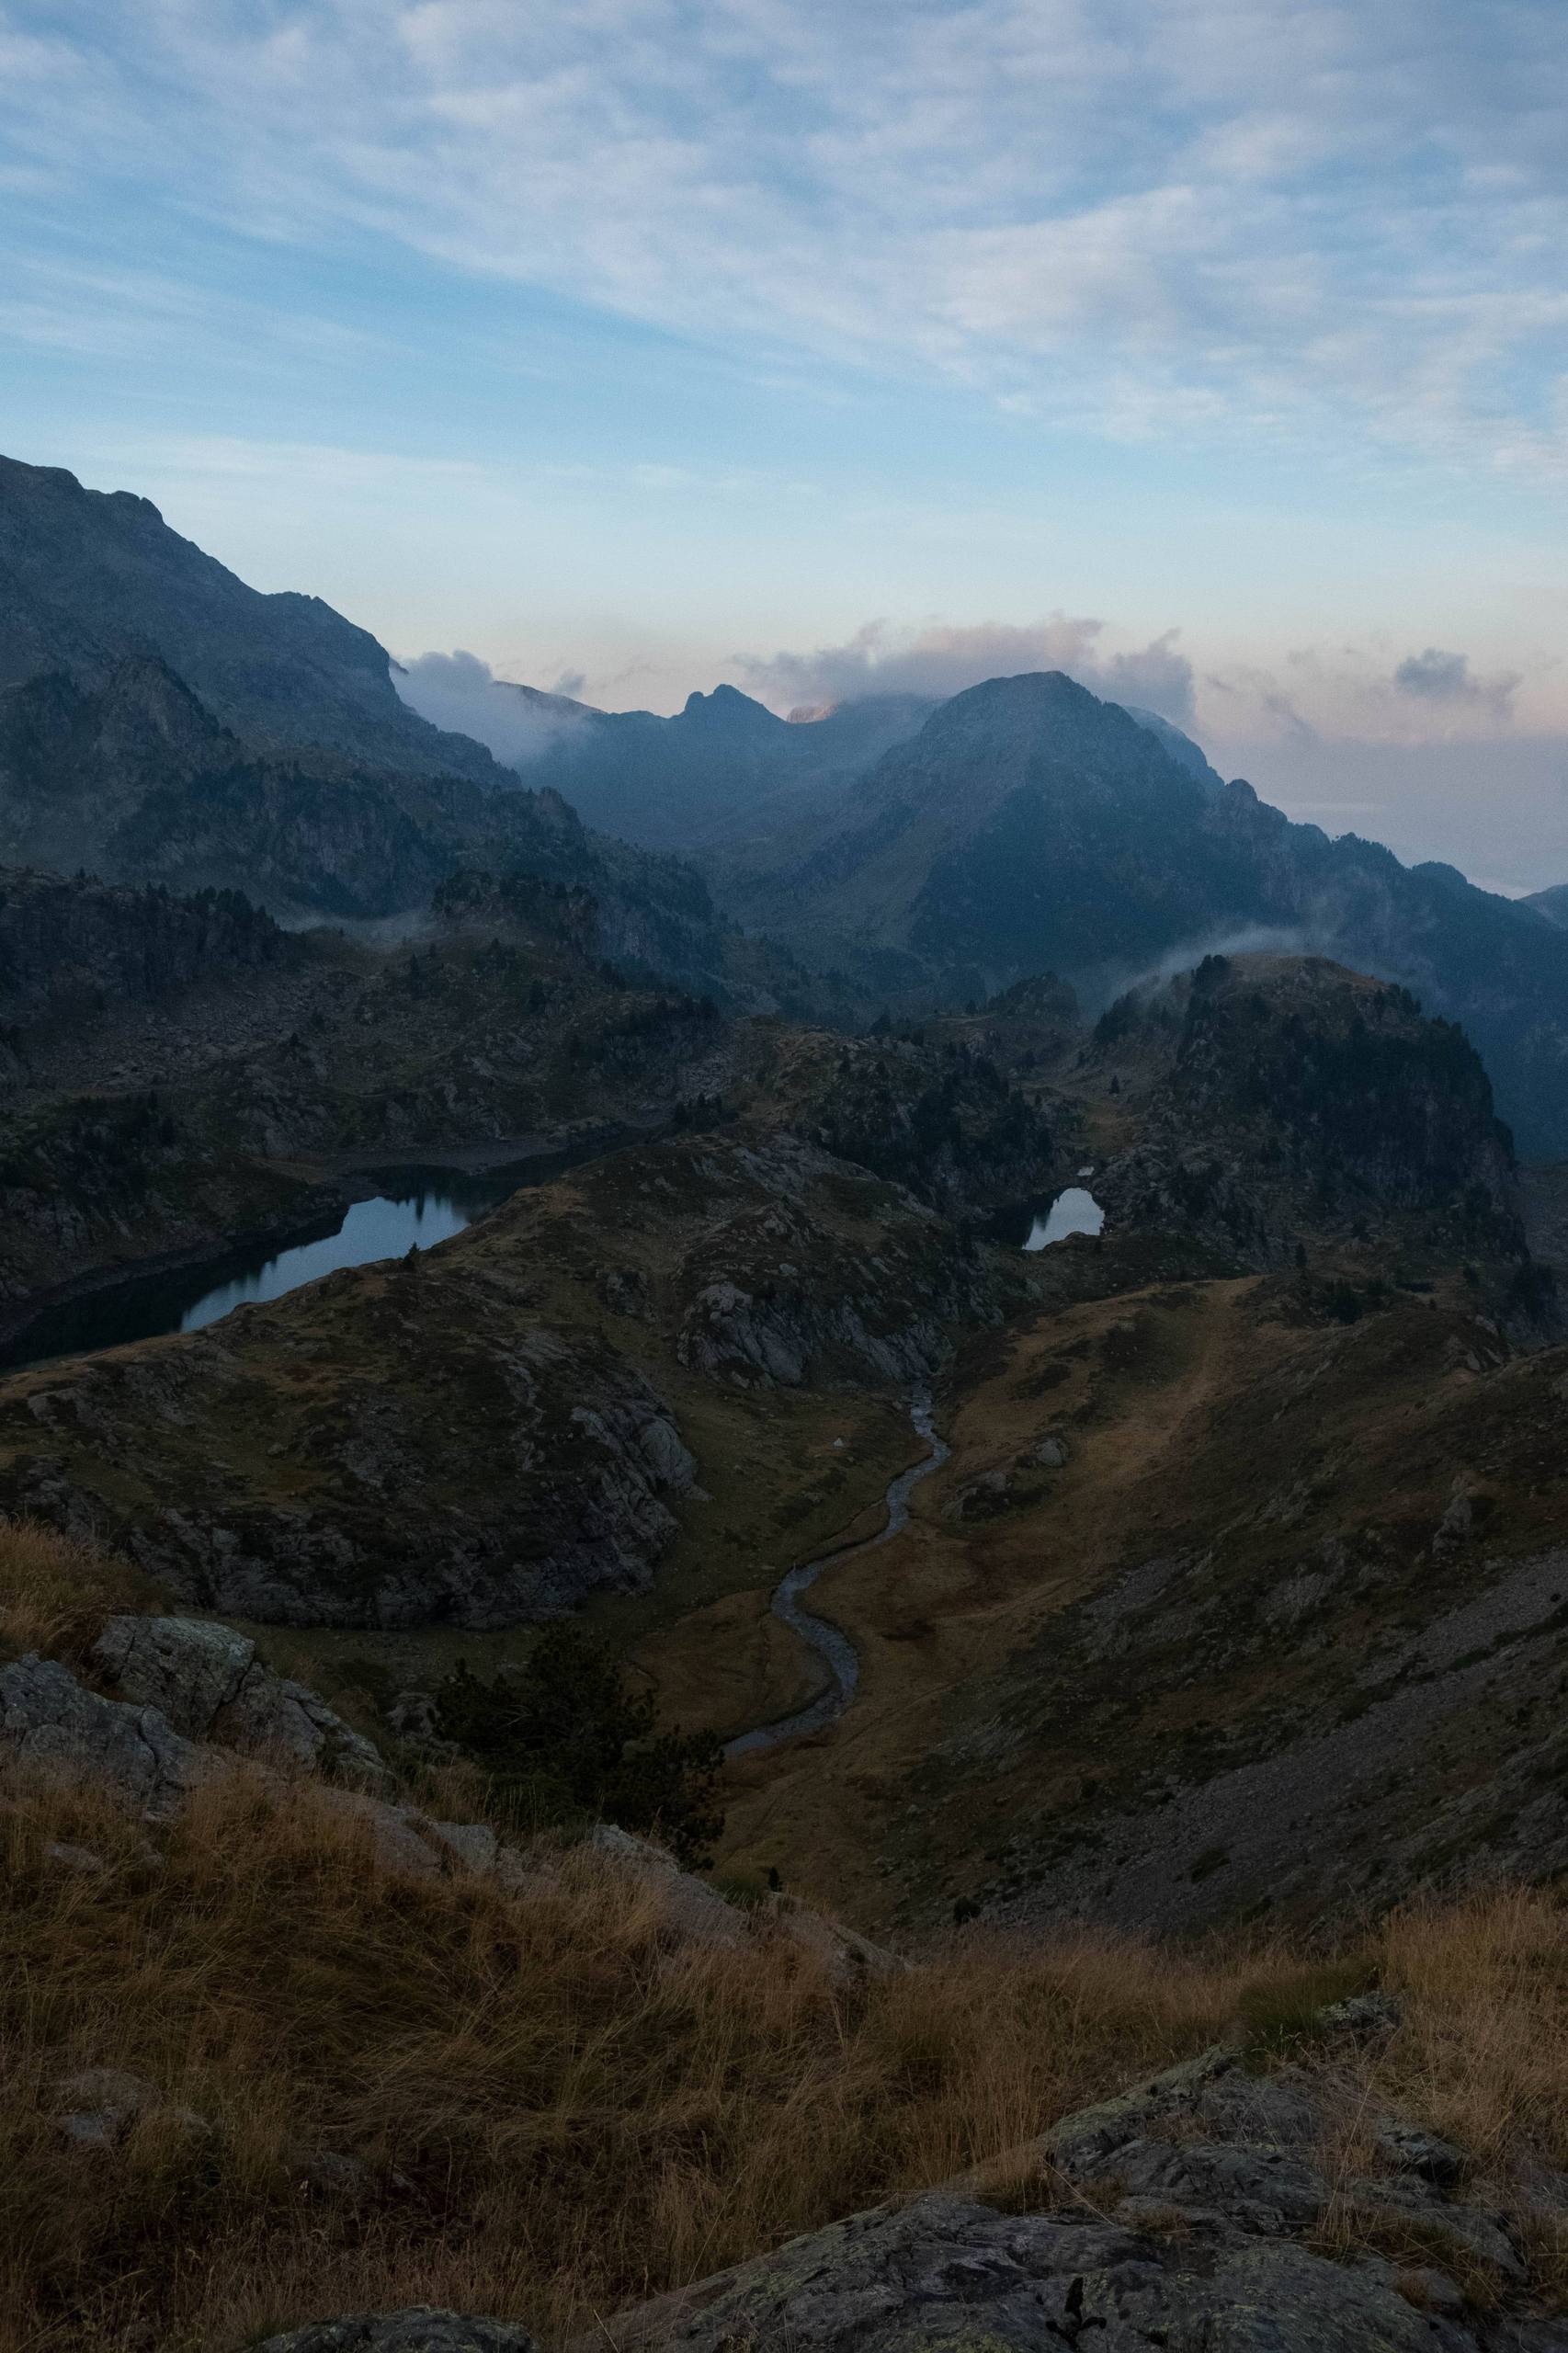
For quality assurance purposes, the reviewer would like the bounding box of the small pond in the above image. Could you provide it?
[992,1185,1107,1252]
[1023,1186,1106,1251]
[0,1163,536,1374]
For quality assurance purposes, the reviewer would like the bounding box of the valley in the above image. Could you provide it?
[6,450,1568,2351]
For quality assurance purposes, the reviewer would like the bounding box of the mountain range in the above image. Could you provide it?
[8,450,1568,1153]
[11,451,1568,2350]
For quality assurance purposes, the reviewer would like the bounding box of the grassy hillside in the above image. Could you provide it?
[2,1526,1566,2351]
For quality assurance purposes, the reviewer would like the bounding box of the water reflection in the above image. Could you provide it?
[180,1188,475,1333]
[1023,1187,1105,1251]
[0,1164,532,1374]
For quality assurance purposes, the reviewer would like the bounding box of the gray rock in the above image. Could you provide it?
[251,2315,534,2353]
[420,1819,498,1875]
[1318,1990,1403,2039]
[595,2190,1467,2353]
[91,1614,250,1733]
[0,1654,208,1816]
[91,1615,390,1791]
[43,1839,106,1874]
[1034,1433,1071,1467]
[53,2065,168,2148]
[585,1824,746,1947]
[1376,2116,1468,2186]
[594,2040,1530,2353]
[386,1690,446,1746]
[290,2148,377,2202]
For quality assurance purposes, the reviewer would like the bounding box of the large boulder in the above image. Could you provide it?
[0,1654,208,1816]
[91,1614,390,1790]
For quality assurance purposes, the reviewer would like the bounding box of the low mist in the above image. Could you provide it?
[394,651,595,768]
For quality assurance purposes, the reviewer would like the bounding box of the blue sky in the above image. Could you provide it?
[3,0,1568,885]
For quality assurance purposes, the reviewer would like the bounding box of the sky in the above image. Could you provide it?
[3,1,1568,889]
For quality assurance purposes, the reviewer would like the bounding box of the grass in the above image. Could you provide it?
[0,1518,149,1666]
[0,1761,1400,2353]
[6,1751,1568,2351]
[4,1518,1568,2346]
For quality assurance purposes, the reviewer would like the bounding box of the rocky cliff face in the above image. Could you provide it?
[1091,954,1525,1273]
[0,660,747,983]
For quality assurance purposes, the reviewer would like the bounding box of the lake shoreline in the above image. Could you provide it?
[0,1120,652,1371]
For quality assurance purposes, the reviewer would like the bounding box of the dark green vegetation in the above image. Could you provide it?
[0,859,738,1304]
[434,1625,723,1864]
[1087,955,1527,1273]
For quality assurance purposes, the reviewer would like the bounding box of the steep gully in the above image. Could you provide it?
[726,1392,950,1757]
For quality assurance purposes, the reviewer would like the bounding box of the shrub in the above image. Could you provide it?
[434,1624,724,1864]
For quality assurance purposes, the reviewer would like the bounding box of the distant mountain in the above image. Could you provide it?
[0,455,495,781]
[517,683,936,852]
[1522,883,1568,928]
[0,458,833,1006]
[0,654,778,1004]
[503,676,1217,860]
[716,669,1568,1155]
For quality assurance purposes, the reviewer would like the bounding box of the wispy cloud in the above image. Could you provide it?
[6,0,1567,471]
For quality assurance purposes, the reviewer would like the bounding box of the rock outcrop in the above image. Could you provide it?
[90,1614,390,1790]
[0,1653,208,1816]
[594,2032,1555,2353]
[1092,954,1526,1274]
[252,2316,534,2353]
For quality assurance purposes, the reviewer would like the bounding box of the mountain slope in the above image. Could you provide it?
[0,656,783,1010]
[516,685,936,852]
[0,455,494,780]
[719,670,1568,1154]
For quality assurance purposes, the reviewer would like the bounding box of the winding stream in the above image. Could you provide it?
[726,1390,950,1758]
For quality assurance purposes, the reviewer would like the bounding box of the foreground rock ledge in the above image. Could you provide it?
[246,2038,1566,2353]
[253,2317,534,2353]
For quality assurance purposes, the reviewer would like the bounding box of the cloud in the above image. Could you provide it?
[9,1,1568,472]
[1395,649,1478,699]
[1203,642,1535,747]
[739,617,1197,723]
[393,649,594,764]
[1394,647,1521,717]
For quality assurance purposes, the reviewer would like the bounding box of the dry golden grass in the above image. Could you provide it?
[1372,1888,1568,2302]
[0,1516,147,1665]
[3,1517,1566,2347]
[0,1762,1395,2353]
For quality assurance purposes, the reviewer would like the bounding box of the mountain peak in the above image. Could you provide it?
[678,684,780,732]
[0,449,499,784]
